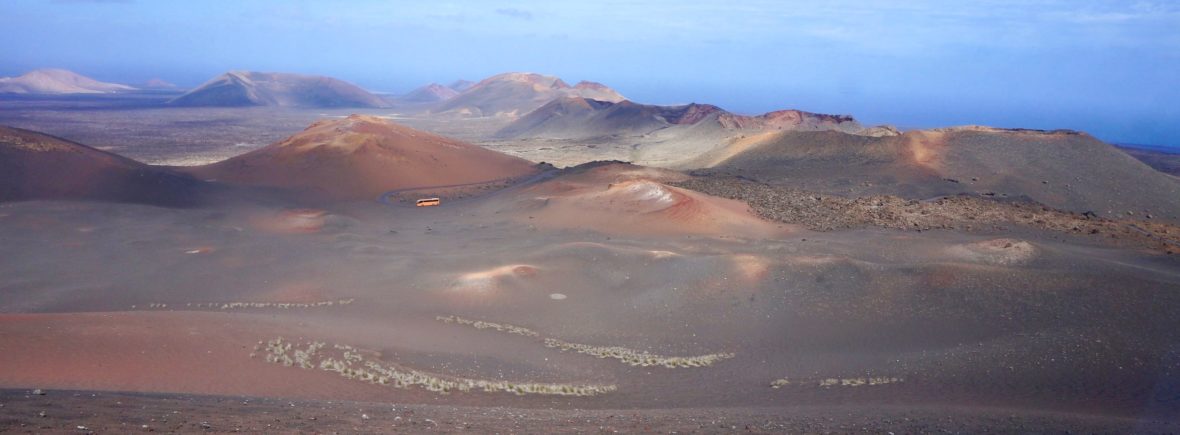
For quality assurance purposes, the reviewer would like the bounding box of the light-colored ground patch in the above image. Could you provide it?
[947,238,1038,266]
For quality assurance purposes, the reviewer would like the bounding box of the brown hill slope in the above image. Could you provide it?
[0,126,200,206]
[497,97,863,140]
[0,69,136,94]
[168,71,387,108]
[433,72,625,117]
[489,97,869,169]
[185,115,539,201]
[705,126,1180,221]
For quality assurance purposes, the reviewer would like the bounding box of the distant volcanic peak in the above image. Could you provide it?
[663,103,726,125]
[192,114,537,200]
[25,69,135,90]
[223,70,254,81]
[401,83,460,102]
[0,68,135,94]
[470,73,622,98]
[716,108,860,130]
[477,72,567,88]
[142,78,179,89]
[277,114,453,152]
[224,71,318,86]
[422,83,453,92]
[169,71,386,108]
[574,80,610,91]
[448,79,475,91]
[569,81,625,102]
[760,109,855,124]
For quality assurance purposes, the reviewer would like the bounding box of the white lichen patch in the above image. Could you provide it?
[435,315,540,337]
[770,376,904,389]
[259,337,614,397]
[543,338,734,368]
[436,315,733,368]
[136,298,355,311]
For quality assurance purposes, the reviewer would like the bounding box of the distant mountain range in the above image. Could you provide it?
[495,97,866,140]
[4,67,1176,196]
[0,69,136,94]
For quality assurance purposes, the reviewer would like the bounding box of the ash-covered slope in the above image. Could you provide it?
[0,126,200,206]
[0,69,136,94]
[707,126,1180,220]
[433,72,625,117]
[185,115,538,201]
[168,71,388,108]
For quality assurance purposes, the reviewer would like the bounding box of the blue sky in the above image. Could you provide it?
[2,0,1178,147]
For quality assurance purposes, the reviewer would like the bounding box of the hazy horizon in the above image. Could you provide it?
[2,0,1178,148]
